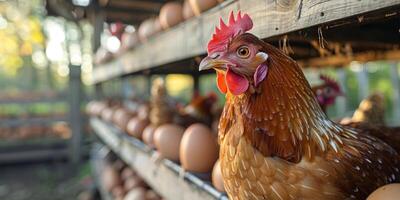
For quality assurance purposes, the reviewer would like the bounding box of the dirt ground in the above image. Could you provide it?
[0,161,98,200]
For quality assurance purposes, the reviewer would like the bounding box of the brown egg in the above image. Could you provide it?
[94,47,113,64]
[154,124,185,162]
[92,102,107,117]
[124,176,146,191]
[212,159,225,192]
[113,108,136,131]
[120,31,139,51]
[188,0,218,16]
[367,184,400,200]
[182,0,194,20]
[102,165,121,191]
[112,185,126,199]
[121,167,136,181]
[123,188,146,200]
[85,101,96,115]
[180,123,218,173]
[159,2,184,29]
[138,18,162,42]
[145,190,161,200]
[101,107,115,122]
[137,104,150,120]
[126,117,149,139]
[142,125,157,148]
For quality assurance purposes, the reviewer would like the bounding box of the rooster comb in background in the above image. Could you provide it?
[320,74,341,91]
[207,11,253,54]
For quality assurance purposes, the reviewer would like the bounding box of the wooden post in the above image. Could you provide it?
[122,77,132,101]
[193,74,200,92]
[357,63,369,102]
[336,68,347,117]
[69,65,83,164]
[390,62,400,125]
[147,75,152,97]
[95,83,104,100]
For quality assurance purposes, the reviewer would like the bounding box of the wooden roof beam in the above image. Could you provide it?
[106,0,164,13]
[298,50,400,68]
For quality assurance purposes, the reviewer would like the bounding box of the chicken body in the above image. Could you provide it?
[200,12,400,200]
[219,89,399,200]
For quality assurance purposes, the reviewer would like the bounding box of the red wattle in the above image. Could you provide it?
[225,68,249,95]
[216,71,227,94]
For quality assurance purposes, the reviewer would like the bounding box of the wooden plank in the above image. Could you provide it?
[298,50,400,68]
[91,0,400,83]
[0,149,68,164]
[0,97,65,105]
[89,118,228,200]
[0,116,67,128]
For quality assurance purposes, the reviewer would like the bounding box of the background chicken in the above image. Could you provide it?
[199,11,400,200]
[312,75,343,114]
[340,92,385,126]
[341,93,400,152]
[174,91,218,127]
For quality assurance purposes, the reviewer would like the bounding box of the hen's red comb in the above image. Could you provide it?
[207,11,253,54]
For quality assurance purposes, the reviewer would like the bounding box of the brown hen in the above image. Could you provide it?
[341,92,400,153]
[199,11,400,200]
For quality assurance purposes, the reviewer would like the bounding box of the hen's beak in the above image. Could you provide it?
[199,56,230,71]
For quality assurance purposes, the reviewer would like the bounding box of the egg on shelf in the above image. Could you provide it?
[145,190,162,200]
[94,46,113,65]
[102,165,122,192]
[118,29,139,54]
[138,18,162,42]
[188,0,218,16]
[212,159,225,192]
[101,107,116,122]
[126,117,149,139]
[121,167,136,181]
[180,123,219,173]
[137,103,150,120]
[112,186,126,200]
[113,108,137,131]
[91,102,107,117]
[124,176,146,191]
[123,187,146,200]
[153,124,185,162]
[142,124,157,148]
[182,0,194,20]
[367,184,400,200]
[159,2,184,29]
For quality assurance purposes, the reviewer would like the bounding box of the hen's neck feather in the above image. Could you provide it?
[219,42,356,162]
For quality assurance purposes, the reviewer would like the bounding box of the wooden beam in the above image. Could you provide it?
[297,50,400,68]
[91,0,400,84]
[107,0,163,12]
[105,11,148,24]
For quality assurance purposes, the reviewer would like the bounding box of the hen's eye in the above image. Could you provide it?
[236,46,250,58]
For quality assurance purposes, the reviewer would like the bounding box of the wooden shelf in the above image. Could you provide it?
[0,97,66,105]
[90,117,228,200]
[0,116,68,127]
[91,0,400,84]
